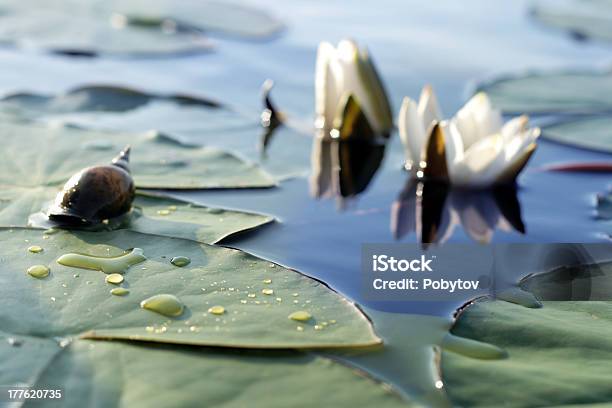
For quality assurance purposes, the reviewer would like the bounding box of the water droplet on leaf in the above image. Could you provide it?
[105,273,124,284]
[288,311,312,322]
[27,265,50,279]
[170,256,191,267]
[140,294,184,317]
[57,248,146,274]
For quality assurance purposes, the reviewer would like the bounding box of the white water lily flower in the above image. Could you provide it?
[399,87,540,187]
[315,39,393,140]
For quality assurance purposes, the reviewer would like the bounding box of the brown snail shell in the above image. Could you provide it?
[47,146,135,225]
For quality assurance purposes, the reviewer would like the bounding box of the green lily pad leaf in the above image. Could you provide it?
[531,0,612,43]
[477,70,612,115]
[0,120,275,189]
[1,228,380,349]
[0,188,273,244]
[541,116,612,153]
[442,298,612,407]
[0,85,221,116]
[0,338,406,408]
[129,192,274,244]
[598,191,612,219]
[0,0,282,56]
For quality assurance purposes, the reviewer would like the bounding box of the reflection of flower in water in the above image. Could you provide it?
[310,136,385,209]
[391,179,525,244]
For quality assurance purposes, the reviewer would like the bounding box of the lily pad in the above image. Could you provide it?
[442,298,612,407]
[477,70,612,152]
[0,338,406,408]
[1,228,380,349]
[0,188,273,244]
[0,120,275,189]
[0,85,221,116]
[531,0,612,43]
[541,116,612,153]
[0,0,283,56]
[128,192,274,244]
[477,69,612,115]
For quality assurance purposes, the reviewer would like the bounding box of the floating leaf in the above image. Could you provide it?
[0,85,221,116]
[0,188,273,244]
[477,70,612,115]
[0,0,283,56]
[531,0,612,43]
[541,116,612,153]
[1,228,380,349]
[443,261,612,406]
[0,120,274,189]
[442,298,612,407]
[128,192,274,243]
[477,70,612,153]
[1,338,406,408]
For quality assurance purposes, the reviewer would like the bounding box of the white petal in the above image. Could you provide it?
[454,92,503,150]
[444,119,465,168]
[398,97,427,166]
[417,85,442,131]
[501,115,529,142]
[315,42,341,131]
[335,40,385,133]
[451,133,505,186]
[504,127,540,163]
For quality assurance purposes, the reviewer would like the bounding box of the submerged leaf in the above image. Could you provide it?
[0,338,406,408]
[0,228,380,349]
[0,120,274,189]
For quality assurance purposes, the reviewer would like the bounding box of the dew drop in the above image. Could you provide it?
[247,293,256,298]
[27,265,50,279]
[168,205,177,211]
[262,288,274,295]
[57,248,146,274]
[105,273,124,285]
[208,305,225,315]
[240,300,247,304]
[296,326,304,332]
[28,245,43,254]
[262,279,272,284]
[288,311,312,322]
[157,209,171,216]
[7,337,23,347]
[170,256,191,267]
[110,287,130,296]
[140,294,184,317]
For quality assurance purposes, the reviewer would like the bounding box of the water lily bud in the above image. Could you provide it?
[315,39,393,140]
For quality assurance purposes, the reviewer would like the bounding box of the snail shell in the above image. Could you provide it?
[48,146,135,225]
